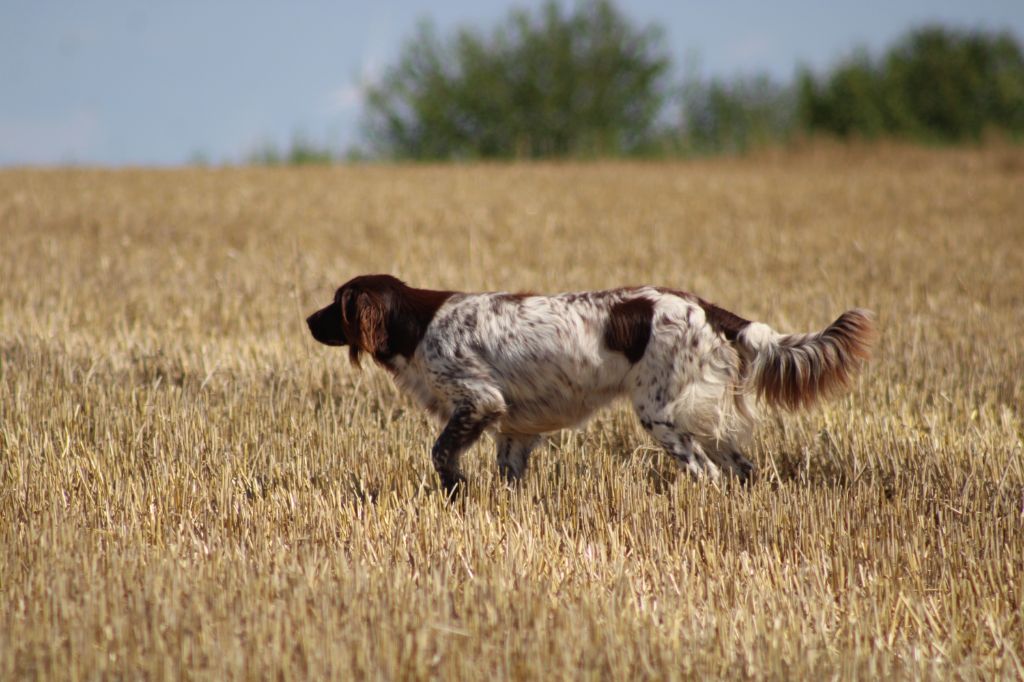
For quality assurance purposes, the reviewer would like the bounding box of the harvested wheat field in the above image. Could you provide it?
[1,143,1023,680]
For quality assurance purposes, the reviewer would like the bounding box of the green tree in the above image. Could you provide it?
[679,74,796,154]
[362,0,670,159]
[799,26,1024,141]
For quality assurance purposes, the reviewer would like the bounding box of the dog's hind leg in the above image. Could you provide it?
[630,322,753,484]
[431,404,500,497]
[656,428,721,482]
[635,410,722,482]
[701,439,756,485]
[495,434,540,483]
[635,407,755,485]
[631,368,722,481]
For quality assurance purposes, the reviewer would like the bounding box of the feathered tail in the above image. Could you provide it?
[736,309,876,410]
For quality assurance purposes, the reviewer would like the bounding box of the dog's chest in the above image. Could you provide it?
[388,356,453,419]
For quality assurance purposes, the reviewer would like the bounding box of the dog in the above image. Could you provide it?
[307,274,874,495]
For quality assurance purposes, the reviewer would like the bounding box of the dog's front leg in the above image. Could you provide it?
[431,405,498,497]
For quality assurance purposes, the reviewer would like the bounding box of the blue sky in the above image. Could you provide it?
[2,0,1022,166]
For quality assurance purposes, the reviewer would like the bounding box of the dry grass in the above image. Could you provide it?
[1,143,1023,680]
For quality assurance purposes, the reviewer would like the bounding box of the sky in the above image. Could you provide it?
[2,0,1022,166]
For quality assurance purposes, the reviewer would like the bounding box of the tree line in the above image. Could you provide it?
[255,1,1024,162]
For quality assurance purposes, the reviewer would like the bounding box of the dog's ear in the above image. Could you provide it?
[340,287,388,365]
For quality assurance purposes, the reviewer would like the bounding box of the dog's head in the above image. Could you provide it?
[307,274,449,366]
[307,274,393,365]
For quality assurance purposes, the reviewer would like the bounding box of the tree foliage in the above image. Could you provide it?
[362,0,670,159]
[678,74,796,155]
[799,26,1024,141]
[348,14,1024,162]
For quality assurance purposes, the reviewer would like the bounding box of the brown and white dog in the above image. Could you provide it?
[307,274,874,495]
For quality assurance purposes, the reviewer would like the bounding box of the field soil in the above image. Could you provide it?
[2,144,1023,679]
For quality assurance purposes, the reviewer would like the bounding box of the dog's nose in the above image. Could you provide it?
[306,305,345,346]
[307,310,326,338]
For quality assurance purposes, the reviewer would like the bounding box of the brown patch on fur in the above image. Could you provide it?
[657,287,751,341]
[604,297,654,363]
[696,299,751,342]
[490,292,534,312]
[337,274,454,366]
[755,309,876,410]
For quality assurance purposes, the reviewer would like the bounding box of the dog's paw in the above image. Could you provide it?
[439,471,467,500]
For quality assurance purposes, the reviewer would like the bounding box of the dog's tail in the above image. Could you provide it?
[731,308,876,410]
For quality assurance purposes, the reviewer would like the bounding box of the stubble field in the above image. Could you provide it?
[1,144,1023,679]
